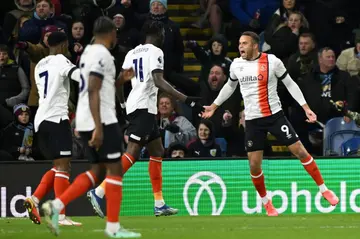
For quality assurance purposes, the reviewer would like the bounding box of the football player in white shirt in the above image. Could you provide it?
[202,31,339,216]
[41,17,140,238]
[87,21,204,217]
[24,32,81,227]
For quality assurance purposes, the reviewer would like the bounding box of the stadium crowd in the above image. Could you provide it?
[0,0,359,161]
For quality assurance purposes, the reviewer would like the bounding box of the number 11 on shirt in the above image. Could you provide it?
[133,58,144,82]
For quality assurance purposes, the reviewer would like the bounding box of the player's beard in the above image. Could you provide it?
[244,49,254,60]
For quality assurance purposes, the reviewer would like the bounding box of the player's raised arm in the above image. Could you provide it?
[149,42,186,102]
[152,69,203,110]
[202,66,239,119]
[275,57,317,123]
[152,69,186,101]
[141,21,203,111]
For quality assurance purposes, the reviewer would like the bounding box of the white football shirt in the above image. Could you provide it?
[34,54,77,132]
[230,53,287,120]
[76,44,117,132]
[122,44,164,115]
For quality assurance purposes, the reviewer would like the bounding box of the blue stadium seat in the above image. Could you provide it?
[215,138,227,156]
[341,137,360,156]
[323,117,360,156]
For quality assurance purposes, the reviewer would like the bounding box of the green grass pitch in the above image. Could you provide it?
[1,215,359,239]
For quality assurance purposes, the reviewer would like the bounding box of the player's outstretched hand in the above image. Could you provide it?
[89,127,103,150]
[305,108,317,123]
[201,105,216,119]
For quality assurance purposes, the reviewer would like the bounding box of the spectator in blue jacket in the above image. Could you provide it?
[19,0,66,44]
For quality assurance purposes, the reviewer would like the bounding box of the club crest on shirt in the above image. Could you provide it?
[258,74,264,80]
[210,149,217,157]
[260,64,266,72]
[98,59,104,67]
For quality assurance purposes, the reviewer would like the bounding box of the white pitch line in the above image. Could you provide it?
[0,218,28,221]
[92,225,360,232]
[93,228,141,233]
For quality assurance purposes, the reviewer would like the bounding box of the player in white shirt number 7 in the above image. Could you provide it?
[24,32,82,227]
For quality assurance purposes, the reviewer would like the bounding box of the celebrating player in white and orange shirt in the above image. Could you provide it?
[202,31,339,216]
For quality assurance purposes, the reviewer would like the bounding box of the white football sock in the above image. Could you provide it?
[106,222,120,234]
[31,195,39,206]
[52,199,65,212]
[95,186,105,199]
[319,184,328,193]
[261,195,269,205]
[155,200,165,208]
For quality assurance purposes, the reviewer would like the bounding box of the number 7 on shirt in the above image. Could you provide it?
[39,71,49,98]
[133,58,144,82]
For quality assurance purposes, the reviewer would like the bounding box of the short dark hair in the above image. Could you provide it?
[318,47,333,57]
[142,21,164,39]
[0,44,9,53]
[36,0,53,7]
[72,19,85,26]
[210,63,226,76]
[47,31,68,47]
[93,16,116,35]
[241,31,260,44]
[299,32,316,43]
